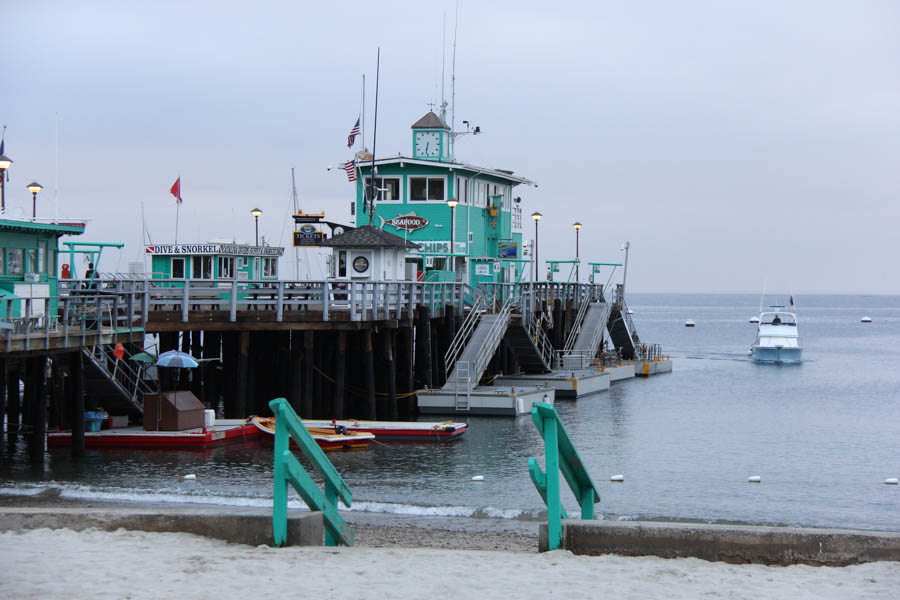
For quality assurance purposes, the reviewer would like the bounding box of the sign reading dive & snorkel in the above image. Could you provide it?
[145,244,284,257]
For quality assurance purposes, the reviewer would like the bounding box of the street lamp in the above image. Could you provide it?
[446,198,458,273]
[0,151,12,213]
[27,182,43,218]
[251,208,263,245]
[573,222,582,282]
[531,211,542,281]
[620,241,630,300]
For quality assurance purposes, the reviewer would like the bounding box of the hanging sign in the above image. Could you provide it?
[498,241,518,259]
[380,212,429,232]
[293,224,325,247]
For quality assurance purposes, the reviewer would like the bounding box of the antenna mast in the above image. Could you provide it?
[450,0,459,158]
[291,168,300,279]
[368,48,380,226]
[440,12,446,122]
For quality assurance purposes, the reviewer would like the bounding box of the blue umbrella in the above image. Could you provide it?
[155,350,200,369]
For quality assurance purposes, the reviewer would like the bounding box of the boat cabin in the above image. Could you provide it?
[146,243,285,286]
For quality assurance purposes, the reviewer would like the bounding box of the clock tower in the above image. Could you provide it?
[411,111,450,161]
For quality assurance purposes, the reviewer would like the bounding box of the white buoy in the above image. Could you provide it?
[884,478,898,485]
[610,474,624,482]
[861,316,872,323]
[748,475,761,483]
[181,474,197,480]
[471,475,485,482]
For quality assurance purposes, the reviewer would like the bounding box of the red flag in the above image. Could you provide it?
[170,177,182,203]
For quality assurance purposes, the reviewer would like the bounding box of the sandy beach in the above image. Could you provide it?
[1,527,898,600]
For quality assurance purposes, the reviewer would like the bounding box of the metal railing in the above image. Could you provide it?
[562,289,594,353]
[83,343,155,411]
[470,293,516,385]
[444,294,486,378]
[527,310,555,369]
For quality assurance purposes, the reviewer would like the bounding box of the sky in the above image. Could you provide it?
[3,0,899,294]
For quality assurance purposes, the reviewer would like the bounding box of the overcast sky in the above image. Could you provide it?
[3,1,898,293]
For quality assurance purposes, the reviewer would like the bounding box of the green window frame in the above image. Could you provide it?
[8,249,23,275]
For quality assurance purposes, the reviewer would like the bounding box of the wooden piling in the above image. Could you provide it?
[0,358,5,445]
[289,332,303,415]
[415,306,433,389]
[236,331,250,418]
[364,329,376,419]
[191,330,203,399]
[6,365,20,435]
[302,331,314,418]
[70,351,85,457]
[202,331,221,412]
[334,331,346,418]
[28,357,47,462]
[221,332,237,417]
[384,330,397,420]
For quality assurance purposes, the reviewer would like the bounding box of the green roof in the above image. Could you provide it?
[0,218,86,236]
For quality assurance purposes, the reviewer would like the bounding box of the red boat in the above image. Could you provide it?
[300,418,468,442]
[47,419,260,449]
[252,416,375,452]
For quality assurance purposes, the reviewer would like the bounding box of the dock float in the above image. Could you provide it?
[494,369,610,399]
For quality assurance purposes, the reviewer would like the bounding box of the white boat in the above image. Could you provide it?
[861,316,872,323]
[684,319,696,327]
[750,308,802,363]
[749,316,759,323]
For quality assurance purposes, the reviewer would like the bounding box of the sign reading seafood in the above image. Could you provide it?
[380,212,429,232]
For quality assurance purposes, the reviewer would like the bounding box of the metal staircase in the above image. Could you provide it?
[442,295,515,406]
[607,284,639,359]
[503,313,553,373]
[559,301,614,369]
[82,344,155,416]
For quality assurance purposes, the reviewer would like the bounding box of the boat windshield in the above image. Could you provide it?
[760,312,797,326]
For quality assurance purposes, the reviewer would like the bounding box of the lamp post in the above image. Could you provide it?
[620,241,630,300]
[573,222,582,282]
[27,182,43,218]
[0,151,12,213]
[251,208,262,245]
[531,211,542,281]
[447,198,458,273]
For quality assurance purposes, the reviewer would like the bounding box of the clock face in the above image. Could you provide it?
[415,131,441,157]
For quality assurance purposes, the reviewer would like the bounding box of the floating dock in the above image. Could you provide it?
[494,369,610,399]
[417,385,554,416]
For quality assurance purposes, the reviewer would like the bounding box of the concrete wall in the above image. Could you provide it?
[540,519,900,565]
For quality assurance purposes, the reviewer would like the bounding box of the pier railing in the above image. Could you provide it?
[74,278,468,323]
[1,289,145,353]
[528,401,600,551]
[269,397,354,547]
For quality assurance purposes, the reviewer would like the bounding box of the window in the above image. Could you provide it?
[263,257,278,277]
[8,249,23,275]
[37,241,47,274]
[48,250,56,276]
[218,256,235,279]
[171,257,185,279]
[192,256,213,279]
[409,177,445,201]
[338,251,347,278]
[26,249,37,274]
[364,177,400,202]
[0,249,5,275]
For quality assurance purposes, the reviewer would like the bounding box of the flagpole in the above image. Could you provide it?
[175,176,180,245]
[141,202,147,274]
[361,74,366,151]
[368,48,380,226]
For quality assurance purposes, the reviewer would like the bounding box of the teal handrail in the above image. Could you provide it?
[269,398,354,547]
[528,401,600,550]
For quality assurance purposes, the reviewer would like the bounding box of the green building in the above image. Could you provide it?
[146,242,284,285]
[0,218,85,318]
[354,112,532,287]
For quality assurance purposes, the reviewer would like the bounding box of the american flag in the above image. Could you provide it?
[347,117,361,148]
[343,160,357,182]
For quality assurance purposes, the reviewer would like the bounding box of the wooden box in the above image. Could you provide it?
[143,391,206,431]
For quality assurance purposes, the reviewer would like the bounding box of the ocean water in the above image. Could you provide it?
[2,294,899,533]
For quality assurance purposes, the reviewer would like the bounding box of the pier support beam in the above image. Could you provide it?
[0,358,5,445]
[27,357,46,462]
[333,332,346,419]
[289,332,303,416]
[397,325,414,419]
[6,366,20,436]
[202,331,220,412]
[221,333,237,417]
[384,330,397,420]
[191,331,203,399]
[364,330,376,420]
[415,306,432,389]
[236,332,250,418]
[302,331,314,418]
[70,351,85,457]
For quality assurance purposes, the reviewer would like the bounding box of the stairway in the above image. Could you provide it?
[504,315,552,374]
[82,345,154,418]
[443,312,511,391]
[607,305,638,360]
[560,301,612,369]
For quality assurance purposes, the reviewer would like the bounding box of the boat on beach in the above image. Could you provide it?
[750,307,803,363]
[47,418,260,449]
[251,416,375,451]
[300,418,467,442]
